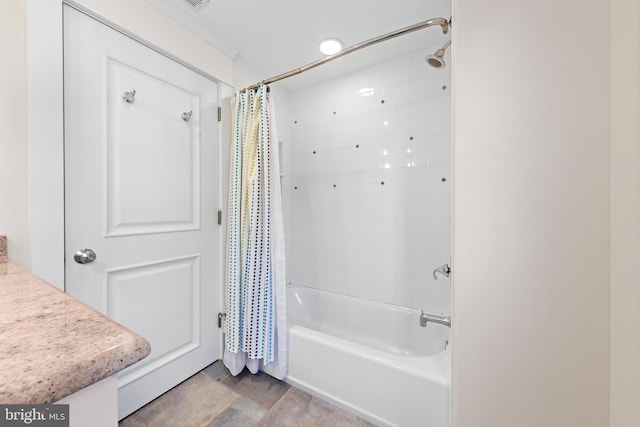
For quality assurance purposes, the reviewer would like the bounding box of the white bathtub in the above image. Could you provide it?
[285,285,451,427]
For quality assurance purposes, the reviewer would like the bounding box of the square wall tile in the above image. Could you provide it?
[285,47,451,311]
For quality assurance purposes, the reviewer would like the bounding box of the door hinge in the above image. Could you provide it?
[217,106,222,122]
[217,210,222,225]
[218,312,226,328]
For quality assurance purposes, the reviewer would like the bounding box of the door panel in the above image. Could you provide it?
[107,58,201,236]
[63,6,219,419]
[108,255,201,376]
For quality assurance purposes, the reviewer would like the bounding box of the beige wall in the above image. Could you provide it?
[610,0,640,425]
[0,2,28,267]
[451,0,610,426]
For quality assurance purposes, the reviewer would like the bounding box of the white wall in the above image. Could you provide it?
[610,0,640,424]
[0,2,29,267]
[27,0,64,285]
[284,49,451,312]
[451,0,610,426]
[27,0,233,287]
[70,0,232,83]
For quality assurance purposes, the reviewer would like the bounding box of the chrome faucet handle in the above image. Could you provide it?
[433,263,451,280]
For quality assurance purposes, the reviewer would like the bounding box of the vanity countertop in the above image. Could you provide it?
[0,261,151,404]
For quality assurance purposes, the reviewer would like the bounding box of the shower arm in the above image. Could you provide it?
[241,17,450,92]
[436,39,452,54]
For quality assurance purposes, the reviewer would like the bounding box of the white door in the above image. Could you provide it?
[63,7,220,419]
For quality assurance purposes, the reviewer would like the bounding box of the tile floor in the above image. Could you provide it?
[119,361,375,427]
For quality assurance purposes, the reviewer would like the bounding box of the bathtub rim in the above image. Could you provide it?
[286,323,452,384]
[287,283,452,318]
[286,283,452,359]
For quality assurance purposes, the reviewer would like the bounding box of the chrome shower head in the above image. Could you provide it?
[427,53,446,69]
[427,39,452,69]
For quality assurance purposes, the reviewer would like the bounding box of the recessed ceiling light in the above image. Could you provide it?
[319,38,343,55]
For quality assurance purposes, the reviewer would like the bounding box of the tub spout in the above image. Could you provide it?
[420,310,451,328]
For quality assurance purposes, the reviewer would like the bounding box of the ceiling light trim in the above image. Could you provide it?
[319,38,344,55]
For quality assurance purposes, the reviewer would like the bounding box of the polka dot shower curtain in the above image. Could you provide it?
[223,85,287,379]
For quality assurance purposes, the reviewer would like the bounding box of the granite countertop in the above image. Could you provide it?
[0,261,151,404]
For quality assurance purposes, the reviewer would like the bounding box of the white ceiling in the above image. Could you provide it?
[145,0,451,90]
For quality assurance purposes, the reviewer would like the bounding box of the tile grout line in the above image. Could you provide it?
[201,363,295,426]
[197,371,242,427]
[256,385,292,424]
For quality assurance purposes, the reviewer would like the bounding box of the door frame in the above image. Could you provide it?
[27,0,231,359]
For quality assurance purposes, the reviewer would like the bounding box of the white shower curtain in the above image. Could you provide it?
[223,85,287,379]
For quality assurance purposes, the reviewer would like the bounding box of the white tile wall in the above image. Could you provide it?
[282,49,451,314]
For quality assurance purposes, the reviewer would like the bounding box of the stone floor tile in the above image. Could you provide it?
[119,373,239,427]
[257,388,375,427]
[221,368,290,409]
[202,360,231,382]
[208,397,267,427]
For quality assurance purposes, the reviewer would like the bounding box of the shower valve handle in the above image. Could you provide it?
[433,263,451,280]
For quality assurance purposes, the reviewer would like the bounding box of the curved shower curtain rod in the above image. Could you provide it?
[241,17,451,92]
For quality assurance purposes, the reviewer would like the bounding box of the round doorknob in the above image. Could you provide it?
[74,248,97,264]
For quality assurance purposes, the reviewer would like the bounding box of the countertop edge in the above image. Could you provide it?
[0,261,151,404]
